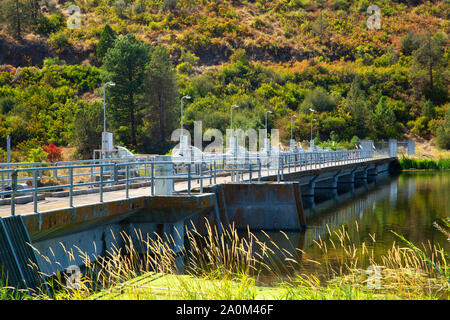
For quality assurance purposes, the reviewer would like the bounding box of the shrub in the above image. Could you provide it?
[28,146,48,163]
[35,13,65,35]
[43,142,63,162]
[47,30,71,52]
[435,107,450,150]
[300,87,337,113]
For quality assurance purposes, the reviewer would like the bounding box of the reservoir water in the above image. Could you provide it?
[246,171,450,278]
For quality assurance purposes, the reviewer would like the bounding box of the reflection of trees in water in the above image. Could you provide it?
[235,173,448,281]
[303,178,393,249]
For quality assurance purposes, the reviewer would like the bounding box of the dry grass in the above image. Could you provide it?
[403,139,450,161]
[18,218,449,300]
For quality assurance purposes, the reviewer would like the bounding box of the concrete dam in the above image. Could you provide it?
[0,143,401,292]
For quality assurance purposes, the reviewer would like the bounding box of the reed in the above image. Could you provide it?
[400,156,450,170]
[1,218,449,300]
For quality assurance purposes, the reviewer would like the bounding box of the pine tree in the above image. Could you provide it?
[371,96,397,139]
[96,25,117,63]
[145,45,178,145]
[412,32,447,103]
[346,76,371,138]
[0,0,32,40]
[103,34,151,148]
[436,107,450,150]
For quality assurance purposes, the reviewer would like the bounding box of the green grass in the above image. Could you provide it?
[400,157,450,170]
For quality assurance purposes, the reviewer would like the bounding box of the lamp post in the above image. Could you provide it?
[309,108,316,143]
[180,95,191,132]
[311,118,317,146]
[230,104,239,132]
[179,95,191,156]
[103,81,116,133]
[265,110,272,136]
[265,110,273,154]
[291,114,297,141]
[290,114,297,151]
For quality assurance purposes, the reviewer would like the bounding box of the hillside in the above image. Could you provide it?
[0,0,449,159]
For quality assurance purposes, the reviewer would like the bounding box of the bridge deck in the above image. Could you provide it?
[0,156,392,217]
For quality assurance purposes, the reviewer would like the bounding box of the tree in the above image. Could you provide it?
[0,0,32,40]
[412,32,448,103]
[401,30,421,56]
[72,101,103,159]
[345,76,371,136]
[422,100,434,119]
[300,87,337,113]
[103,34,151,148]
[371,96,397,139]
[96,24,117,63]
[435,107,450,150]
[145,45,178,149]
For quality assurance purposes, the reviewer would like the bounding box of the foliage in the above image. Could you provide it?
[144,44,178,154]
[435,107,450,150]
[103,34,151,148]
[28,146,48,163]
[399,157,450,170]
[72,101,104,159]
[96,24,117,63]
[0,0,448,157]
[0,0,33,40]
[43,142,62,162]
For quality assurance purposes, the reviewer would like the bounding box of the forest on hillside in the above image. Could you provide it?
[0,0,448,160]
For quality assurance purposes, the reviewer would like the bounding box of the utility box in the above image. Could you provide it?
[408,140,415,156]
[389,139,398,158]
[290,139,295,151]
[102,132,113,152]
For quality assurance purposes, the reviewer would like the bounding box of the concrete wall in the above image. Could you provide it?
[214,182,306,232]
[21,194,216,274]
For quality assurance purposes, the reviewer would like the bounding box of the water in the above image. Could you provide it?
[247,171,450,278]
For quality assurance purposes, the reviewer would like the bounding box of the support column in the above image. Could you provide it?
[154,155,174,196]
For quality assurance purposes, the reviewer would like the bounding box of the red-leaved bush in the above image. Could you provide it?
[43,143,62,162]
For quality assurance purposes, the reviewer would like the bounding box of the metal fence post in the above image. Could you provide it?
[214,160,217,185]
[33,170,38,214]
[151,163,154,196]
[99,166,103,203]
[187,163,191,195]
[258,158,261,182]
[126,165,130,199]
[11,170,17,216]
[69,167,73,208]
[90,165,94,189]
[200,162,203,193]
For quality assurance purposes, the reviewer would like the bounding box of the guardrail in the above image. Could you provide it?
[0,148,388,216]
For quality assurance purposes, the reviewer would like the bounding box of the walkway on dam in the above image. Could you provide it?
[0,154,391,217]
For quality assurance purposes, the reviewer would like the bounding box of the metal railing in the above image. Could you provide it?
[0,147,389,216]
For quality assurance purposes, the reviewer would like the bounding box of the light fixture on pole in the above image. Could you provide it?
[265,110,273,154]
[309,108,316,143]
[291,114,297,141]
[102,81,115,158]
[290,114,297,151]
[180,95,191,132]
[265,110,273,135]
[230,104,239,157]
[179,95,191,156]
[311,118,317,145]
[230,104,239,132]
[103,81,116,133]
